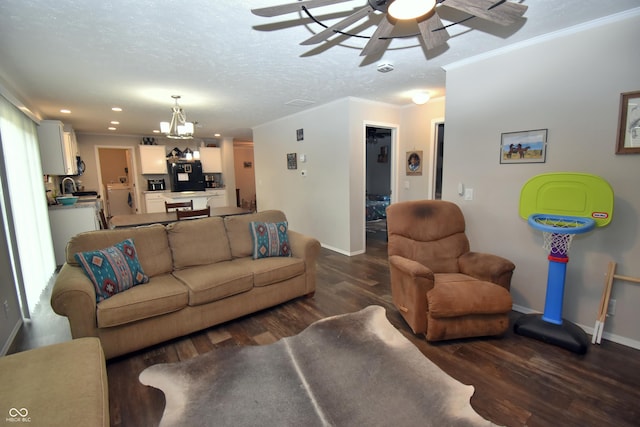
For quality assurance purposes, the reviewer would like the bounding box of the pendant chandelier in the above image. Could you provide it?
[160,95,194,139]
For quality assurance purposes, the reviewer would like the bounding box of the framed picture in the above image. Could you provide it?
[296,128,304,141]
[406,151,422,176]
[616,90,640,154]
[500,129,548,164]
[287,153,297,169]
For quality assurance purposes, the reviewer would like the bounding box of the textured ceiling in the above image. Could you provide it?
[0,0,638,141]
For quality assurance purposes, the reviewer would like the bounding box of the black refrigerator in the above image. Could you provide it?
[169,161,205,192]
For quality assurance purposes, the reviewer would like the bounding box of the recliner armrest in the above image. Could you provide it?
[458,252,515,289]
[388,255,434,280]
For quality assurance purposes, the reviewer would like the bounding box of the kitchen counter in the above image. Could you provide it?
[48,196,102,210]
[48,199,101,266]
[141,188,225,195]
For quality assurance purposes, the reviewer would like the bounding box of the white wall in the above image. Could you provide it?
[253,96,445,255]
[398,98,446,201]
[443,9,640,347]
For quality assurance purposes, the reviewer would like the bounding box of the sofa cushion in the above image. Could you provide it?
[225,210,287,258]
[166,217,232,269]
[172,260,254,306]
[232,257,305,287]
[66,224,173,278]
[249,221,292,259]
[75,238,149,302]
[96,274,188,328]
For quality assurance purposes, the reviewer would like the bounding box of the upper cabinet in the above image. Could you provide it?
[139,145,168,174]
[200,146,222,173]
[37,120,78,176]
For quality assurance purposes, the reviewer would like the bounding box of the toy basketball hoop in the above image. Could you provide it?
[528,214,596,257]
[516,173,613,354]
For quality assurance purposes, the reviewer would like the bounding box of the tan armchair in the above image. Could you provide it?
[386,200,515,341]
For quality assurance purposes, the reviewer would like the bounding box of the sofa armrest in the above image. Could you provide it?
[458,251,515,290]
[388,255,434,334]
[50,263,99,339]
[287,230,321,294]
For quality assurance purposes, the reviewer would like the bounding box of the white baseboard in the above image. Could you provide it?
[0,318,23,356]
[320,243,364,257]
[512,305,640,351]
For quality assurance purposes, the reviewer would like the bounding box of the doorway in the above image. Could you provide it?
[365,125,393,242]
[433,122,444,200]
[96,146,138,218]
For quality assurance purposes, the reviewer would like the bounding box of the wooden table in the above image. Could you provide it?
[109,207,252,228]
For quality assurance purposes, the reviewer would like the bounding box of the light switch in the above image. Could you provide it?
[299,154,306,162]
[464,188,474,201]
[404,181,410,189]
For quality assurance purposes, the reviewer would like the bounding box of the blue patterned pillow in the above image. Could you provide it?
[249,221,292,259]
[74,238,149,302]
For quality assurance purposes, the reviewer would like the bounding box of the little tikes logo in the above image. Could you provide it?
[6,407,31,423]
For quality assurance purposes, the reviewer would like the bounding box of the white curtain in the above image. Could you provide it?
[0,94,55,316]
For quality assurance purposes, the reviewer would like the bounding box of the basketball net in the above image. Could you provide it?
[534,217,585,256]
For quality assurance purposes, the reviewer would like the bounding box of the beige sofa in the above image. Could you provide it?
[51,210,321,359]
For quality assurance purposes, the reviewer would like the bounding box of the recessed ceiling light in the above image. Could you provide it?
[153,130,160,134]
[111,107,122,112]
[60,109,71,114]
[214,133,221,137]
[110,121,120,125]
[108,127,117,131]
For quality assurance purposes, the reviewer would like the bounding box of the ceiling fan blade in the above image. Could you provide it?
[442,0,528,25]
[251,0,353,18]
[418,13,450,51]
[360,15,395,57]
[301,6,373,45]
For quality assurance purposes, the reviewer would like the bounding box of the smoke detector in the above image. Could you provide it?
[377,62,394,73]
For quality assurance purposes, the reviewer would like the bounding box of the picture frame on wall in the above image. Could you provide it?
[615,90,640,154]
[406,151,422,176]
[500,129,548,164]
[287,153,297,169]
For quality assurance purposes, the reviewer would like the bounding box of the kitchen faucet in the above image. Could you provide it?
[62,177,77,195]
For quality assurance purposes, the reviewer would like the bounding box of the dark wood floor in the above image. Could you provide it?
[9,238,640,427]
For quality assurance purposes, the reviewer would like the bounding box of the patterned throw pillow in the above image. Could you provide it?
[74,238,149,302]
[249,221,292,259]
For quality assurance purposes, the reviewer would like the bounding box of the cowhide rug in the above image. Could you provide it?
[139,305,496,426]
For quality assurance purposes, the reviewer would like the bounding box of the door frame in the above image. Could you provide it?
[428,118,445,200]
[94,145,141,215]
[362,121,398,249]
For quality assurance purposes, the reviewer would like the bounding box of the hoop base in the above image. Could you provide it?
[514,314,588,354]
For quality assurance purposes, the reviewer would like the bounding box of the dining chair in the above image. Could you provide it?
[176,206,210,220]
[165,200,193,212]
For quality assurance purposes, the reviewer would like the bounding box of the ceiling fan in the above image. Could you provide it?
[252,0,528,57]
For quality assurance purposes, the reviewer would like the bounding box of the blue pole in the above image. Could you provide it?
[542,256,568,325]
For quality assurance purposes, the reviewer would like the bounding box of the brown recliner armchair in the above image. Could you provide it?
[386,200,515,341]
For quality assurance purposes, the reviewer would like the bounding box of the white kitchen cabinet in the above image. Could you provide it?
[48,204,99,266]
[140,145,167,174]
[145,192,168,213]
[200,147,222,173]
[206,190,227,208]
[37,120,78,176]
[161,190,227,210]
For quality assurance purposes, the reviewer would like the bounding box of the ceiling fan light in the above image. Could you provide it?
[412,92,431,105]
[388,0,436,20]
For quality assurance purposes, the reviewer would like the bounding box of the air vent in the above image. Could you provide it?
[285,99,316,107]
[377,62,394,73]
